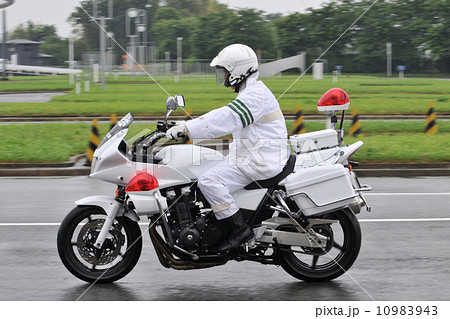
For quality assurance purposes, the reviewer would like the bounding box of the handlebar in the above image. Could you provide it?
[141,132,167,149]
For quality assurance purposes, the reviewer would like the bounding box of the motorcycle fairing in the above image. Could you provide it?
[90,128,192,189]
[156,144,225,180]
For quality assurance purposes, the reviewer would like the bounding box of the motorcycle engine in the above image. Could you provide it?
[165,186,223,251]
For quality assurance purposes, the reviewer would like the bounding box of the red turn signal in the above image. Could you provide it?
[125,172,159,192]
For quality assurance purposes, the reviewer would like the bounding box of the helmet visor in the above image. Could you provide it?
[215,67,229,86]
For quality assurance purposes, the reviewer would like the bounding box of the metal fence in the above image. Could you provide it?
[81,51,278,80]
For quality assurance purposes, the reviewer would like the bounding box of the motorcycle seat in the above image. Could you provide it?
[244,154,296,190]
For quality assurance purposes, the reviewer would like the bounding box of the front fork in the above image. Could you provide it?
[94,187,125,249]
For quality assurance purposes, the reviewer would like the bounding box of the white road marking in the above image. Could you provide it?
[359,218,450,222]
[0,193,448,226]
[365,193,450,196]
[0,223,62,226]
[2,218,450,226]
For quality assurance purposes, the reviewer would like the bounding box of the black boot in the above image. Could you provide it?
[217,210,254,253]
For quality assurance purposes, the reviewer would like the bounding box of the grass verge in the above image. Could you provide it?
[0,121,448,163]
[0,75,448,116]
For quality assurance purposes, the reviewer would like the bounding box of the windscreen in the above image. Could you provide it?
[98,112,134,149]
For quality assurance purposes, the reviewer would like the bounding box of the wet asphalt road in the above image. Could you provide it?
[0,176,449,301]
[0,92,66,103]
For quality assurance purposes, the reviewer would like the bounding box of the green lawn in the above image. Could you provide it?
[0,121,448,163]
[0,74,449,163]
[0,74,448,116]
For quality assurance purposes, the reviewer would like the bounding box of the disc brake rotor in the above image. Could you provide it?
[76,219,124,266]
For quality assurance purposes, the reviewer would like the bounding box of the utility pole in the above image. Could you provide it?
[386,42,392,77]
[99,16,106,90]
[69,37,74,84]
[1,1,15,81]
[1,10,7,81]
[175,37,183,83]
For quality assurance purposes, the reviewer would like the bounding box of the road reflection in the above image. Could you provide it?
[62,280,369,301]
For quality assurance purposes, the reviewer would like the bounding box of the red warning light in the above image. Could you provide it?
[317,88,350,112]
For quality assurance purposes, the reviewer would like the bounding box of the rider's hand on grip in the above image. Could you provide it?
[166,123,187,140]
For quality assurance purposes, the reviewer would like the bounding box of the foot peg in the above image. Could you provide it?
[243,236,256,252]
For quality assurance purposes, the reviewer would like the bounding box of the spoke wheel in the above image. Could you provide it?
[279,209,361,282]
[57,206,142,283]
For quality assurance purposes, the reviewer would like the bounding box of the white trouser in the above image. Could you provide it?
[198,157,253,220]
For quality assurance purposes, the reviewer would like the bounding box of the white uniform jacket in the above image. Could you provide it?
[185,73,290,180]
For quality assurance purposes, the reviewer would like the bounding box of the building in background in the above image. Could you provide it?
[0,39,54,66]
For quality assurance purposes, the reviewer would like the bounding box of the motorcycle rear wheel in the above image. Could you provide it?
[57,206,142,283]
[279,208,361,282]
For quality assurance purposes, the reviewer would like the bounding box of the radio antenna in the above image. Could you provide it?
[338,75,350,144]
[339,75,350,132]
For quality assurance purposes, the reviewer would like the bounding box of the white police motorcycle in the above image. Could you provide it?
[57,89,371,283]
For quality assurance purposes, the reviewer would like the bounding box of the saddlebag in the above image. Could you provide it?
[289,129,337,154]
[284,164,357,216]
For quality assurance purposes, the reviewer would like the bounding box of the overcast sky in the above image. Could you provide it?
[2,0,331,38]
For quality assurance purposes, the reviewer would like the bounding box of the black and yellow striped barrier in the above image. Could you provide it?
[424,103,438,134]
[85,119,100,166]
[291,104,306,135]
[110,113,117,130]
[182,108,193,144]
[349,108,362,136]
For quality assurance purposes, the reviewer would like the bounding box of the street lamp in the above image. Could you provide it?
[126,8,138,77]
[136,9,147,70]
[126,7,148,76]
[93,0,113,90]
[145,3,153,63]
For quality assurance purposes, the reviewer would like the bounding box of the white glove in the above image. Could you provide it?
[166,123,187,140]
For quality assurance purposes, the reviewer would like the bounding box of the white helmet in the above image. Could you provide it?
[210,44,258,89]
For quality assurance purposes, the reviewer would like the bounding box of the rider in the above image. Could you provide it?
[166,44,290,253]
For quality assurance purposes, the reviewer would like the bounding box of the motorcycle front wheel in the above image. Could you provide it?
[57,206,142,283]
[279,208,361,282]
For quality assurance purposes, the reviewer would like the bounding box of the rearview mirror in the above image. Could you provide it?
[175,94,185,108]
[166,97,177,111]
[164,95,186,124]
[165,95,185,111]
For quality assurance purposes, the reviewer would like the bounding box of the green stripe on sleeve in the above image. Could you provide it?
[227,103,247,127]
[231,101,251,127]
[235,99,254,124]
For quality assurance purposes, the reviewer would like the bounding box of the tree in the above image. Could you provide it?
[40,36,69,66]
[274,0,450,73]
[190,9,235,59]
[425,0,450,72]
[9,20,58,42]
[68,0,220,52]
[9,21,70,66]
[152,11,196,59]
[163,0,209,16]
[191,9,276,60]
[65,0,449,73]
